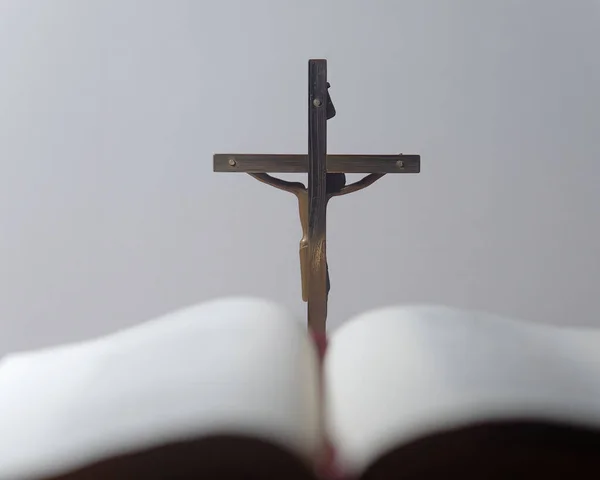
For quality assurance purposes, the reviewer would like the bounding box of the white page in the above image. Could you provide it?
[0,297,321,480]
[325,305,600,475]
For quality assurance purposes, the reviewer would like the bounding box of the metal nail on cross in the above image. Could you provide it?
[214,59,421,334]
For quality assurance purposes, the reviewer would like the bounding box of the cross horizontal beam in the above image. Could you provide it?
[213,153,420,174]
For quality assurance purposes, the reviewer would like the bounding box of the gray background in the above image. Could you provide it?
[1,0,599,354]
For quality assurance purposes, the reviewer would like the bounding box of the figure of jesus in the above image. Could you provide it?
[248,172,385,302]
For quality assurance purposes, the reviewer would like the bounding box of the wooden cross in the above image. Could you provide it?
[214,59,420,334]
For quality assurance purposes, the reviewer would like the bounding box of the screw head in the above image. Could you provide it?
[313,98,322,107]
[228,158,237,167]
[396,160,404,168]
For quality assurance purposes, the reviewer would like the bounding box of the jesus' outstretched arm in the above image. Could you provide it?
[248,173,306,194]
[328,173,386,198]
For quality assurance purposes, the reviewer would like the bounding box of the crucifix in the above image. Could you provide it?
[214,59,420,334]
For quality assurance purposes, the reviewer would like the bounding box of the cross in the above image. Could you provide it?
[214,59,420,334]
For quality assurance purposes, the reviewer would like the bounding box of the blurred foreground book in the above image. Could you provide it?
[1,298,600,479]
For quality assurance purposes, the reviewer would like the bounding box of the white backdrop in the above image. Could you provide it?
[1,0,599,353]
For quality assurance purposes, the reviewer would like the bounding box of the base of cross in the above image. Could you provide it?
[309,329,343,480]
[311,329,329,361]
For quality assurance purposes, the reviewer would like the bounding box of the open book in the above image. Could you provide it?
[2,297,600,479]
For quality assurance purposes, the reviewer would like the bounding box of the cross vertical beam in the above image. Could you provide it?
[307,60,328,333]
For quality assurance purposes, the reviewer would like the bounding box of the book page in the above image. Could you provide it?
[325,305,600,476]
[0,297,321,480]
